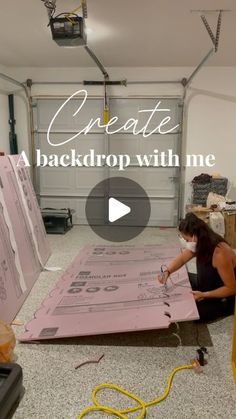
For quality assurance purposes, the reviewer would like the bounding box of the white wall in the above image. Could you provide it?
[0,91,29,156]
[3,65,236,212]
[184,90,236,206]
[0,64,30,155]
[183,68,236,209]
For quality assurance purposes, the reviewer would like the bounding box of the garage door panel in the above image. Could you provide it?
[75,134,105,155]
[74,198,104,224]
[40,167,106,196]
[138,98,180,131]
[109,133,179,167]
[109,99,144,132]
[40,167,74,194]
[109,98,180,133]
[37,99,103,132]
[109,167,178,197]
[109,134,141,165]
[37,99,75,131]
[110,198,177,227]
[107,173,142,197]
[75,168,107,196]
[136,168,178,197]
[71,99,104,131]
[140,133,179,156]
[148,199,177,226]
[38,133,105,156]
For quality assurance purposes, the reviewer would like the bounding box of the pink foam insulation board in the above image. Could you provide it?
[20,245,199,342]
[10,155,51,265]
[0,155,51,323]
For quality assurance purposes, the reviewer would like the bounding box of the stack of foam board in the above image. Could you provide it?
[19,244,199,342]
[0,155,51,323]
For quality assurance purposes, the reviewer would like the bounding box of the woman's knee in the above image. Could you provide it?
[196,298,235,322]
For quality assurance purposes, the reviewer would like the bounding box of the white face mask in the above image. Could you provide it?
[185,241,197,253]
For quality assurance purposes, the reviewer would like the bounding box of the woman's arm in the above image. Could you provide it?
[202,248,236,299]
[167,249,196,274]
[158,249,196,284]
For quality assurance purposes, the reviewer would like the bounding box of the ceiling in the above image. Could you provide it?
[0,0,236,67]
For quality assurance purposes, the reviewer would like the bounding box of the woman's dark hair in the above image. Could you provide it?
[179,212,226,263]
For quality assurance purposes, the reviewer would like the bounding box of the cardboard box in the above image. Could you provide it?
[186,205,212,224]
[223,212,236,248]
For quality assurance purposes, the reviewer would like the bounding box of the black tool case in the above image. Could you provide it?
[0,363,23,419]
[41,208,74,234]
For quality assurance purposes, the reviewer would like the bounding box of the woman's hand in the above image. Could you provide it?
[191,290,205,301]
[157,270,169,285]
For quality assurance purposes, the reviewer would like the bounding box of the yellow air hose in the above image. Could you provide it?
[78,363,196,418]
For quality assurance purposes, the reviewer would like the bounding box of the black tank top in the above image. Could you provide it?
[196,252,236,292]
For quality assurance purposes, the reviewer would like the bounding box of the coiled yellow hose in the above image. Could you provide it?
[78,364,194,418]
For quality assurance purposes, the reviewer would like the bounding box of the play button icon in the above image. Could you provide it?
[109,198,131,222]
[85,177,151,242]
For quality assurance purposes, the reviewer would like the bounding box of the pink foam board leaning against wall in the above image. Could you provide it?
[9,155,51,265]
[0,155,51,323]
[19,245,199,342]
[0,204,26,323]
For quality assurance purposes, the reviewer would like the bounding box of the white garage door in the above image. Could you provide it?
[35,96,182,226]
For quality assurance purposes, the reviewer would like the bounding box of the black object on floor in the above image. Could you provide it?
[0,363,23,419]
[41,208,74,234]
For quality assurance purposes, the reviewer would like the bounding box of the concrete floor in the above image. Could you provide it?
[12,226,236,419]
